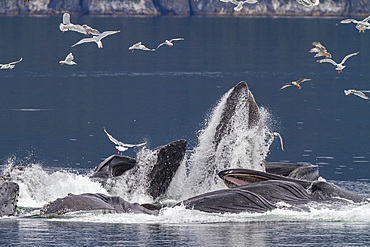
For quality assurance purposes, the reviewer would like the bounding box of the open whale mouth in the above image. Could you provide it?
[220,173,270,188]
[218,168,313,189]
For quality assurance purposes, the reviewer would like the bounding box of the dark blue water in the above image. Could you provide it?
[0,16,369,246]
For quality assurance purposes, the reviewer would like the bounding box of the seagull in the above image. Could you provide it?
[340,15,370,33]
[310,41,332,58]
[296,0,319,7]
[59,13,83,34]
[59,53,77,65]
[280,78,311,90]
[219,0,258,12]
[129,42,155,52]
[317,52,359,73]
[59,13,100,35]
[103,127,146,155]
[0,58,23,70]
[71,30,120,48]
[156,38,184,50]
[81,24,101,36]
[344,89,369,100]
[272,132,284,151]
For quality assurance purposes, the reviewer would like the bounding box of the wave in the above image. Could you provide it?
[45,200,370,224]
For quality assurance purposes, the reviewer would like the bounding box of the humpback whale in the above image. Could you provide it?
[40,193,158,216]
[91,139,186,200]
[0,182,19,217]
[218,167,366,203]
[3,81,368,217]
[172,81,272,198]
[40,169,367,216]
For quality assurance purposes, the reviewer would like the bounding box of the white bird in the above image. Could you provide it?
[220,0,258,11]
[344,89,369,100]
[280,78,311,90]
[59,13,84,34]
[310,41,332,58]
[340,15,370,33]
[59,12,100,35]
[59,53,77,65]
[0,58,23,70]
[71,30,120,48]
[156,38,184,50]
[317,52,359,73]
[81,24,101,36]
[272,132,284,151]
[296,0,319,7]
[103,127,146,155]
[129,42,155,52]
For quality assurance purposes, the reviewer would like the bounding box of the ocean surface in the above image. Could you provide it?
[0,16,369,246]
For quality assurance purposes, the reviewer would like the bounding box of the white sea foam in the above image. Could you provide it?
[104,147,156,203]
[2,161,107,208]
[46,201,370,224]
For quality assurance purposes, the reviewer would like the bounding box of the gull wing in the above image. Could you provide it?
[273,132,284,151]
[280,83,293,90]
[103,128,124,146]
[340,52,359,65]
[9,58,23,65]
[317,58,337,66]
[362,15,370,22]
[63,12,71,25]
[353,90,369,100]
[69,24,87,35]
[82,25,101,35]
[65,53,74,62]
[121,142,147,148]
[296,78,311,85]
[312,42,326,50]
[156,42,166,50]
[71,37,95,47]
[96,30,121,41]
[169,38,185,42]
[340,19,356,24]
[309,47,320,53]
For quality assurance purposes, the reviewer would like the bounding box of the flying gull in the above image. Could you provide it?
[317,52,359,73]
[340,15,370,33]
[59,53,77,65]
[59,13,100,35]
[280,78,311,90]
[129,42,155,52]
[71,30,120,48]
[219,0,258,12]
[103,127,146,155]
[344,89,369,100]
[296,0,319,7]
[310,41,332,58]
[0,58,23,70]
[156,38,184,50]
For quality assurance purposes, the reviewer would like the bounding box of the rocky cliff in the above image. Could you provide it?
[0,0,369,16]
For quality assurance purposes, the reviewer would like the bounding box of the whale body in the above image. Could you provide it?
[0,181,19,217]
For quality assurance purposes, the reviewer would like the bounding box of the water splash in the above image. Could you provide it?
[104,148,158,203]
[2,160,107,208]
[168,83,274,199]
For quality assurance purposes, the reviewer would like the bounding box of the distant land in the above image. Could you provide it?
[0,0,369,16]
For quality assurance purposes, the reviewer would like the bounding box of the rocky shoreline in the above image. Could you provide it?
[0,0,369,16]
